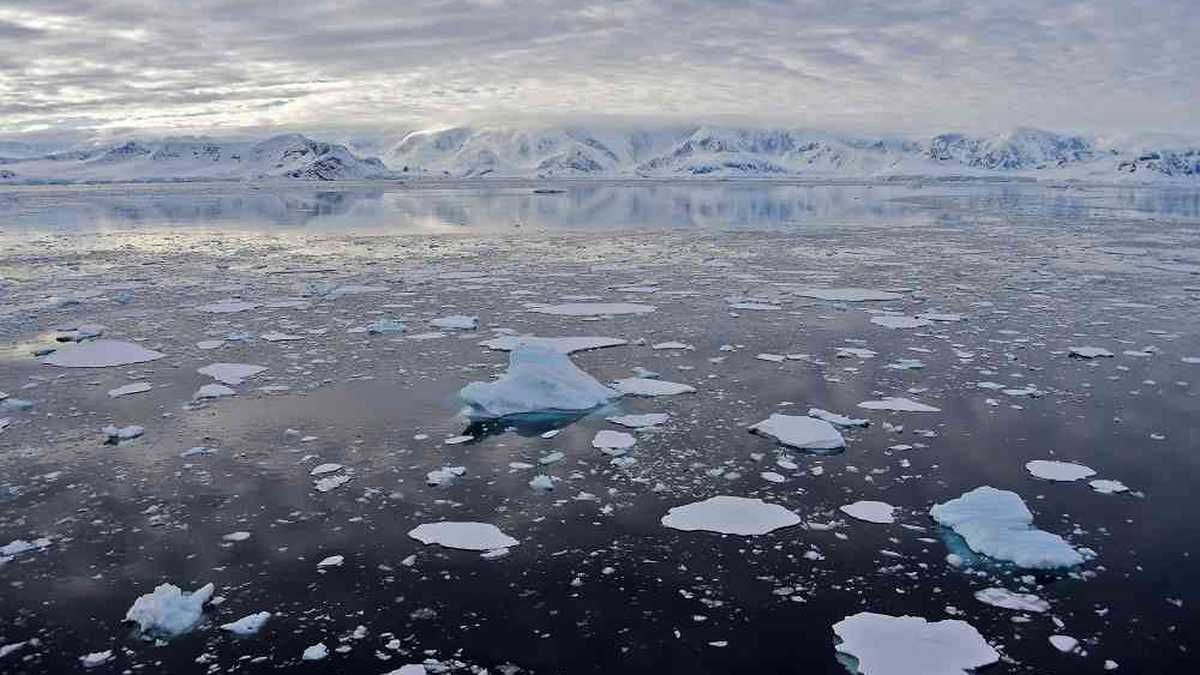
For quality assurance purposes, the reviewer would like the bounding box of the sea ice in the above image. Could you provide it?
[107,382,152,398]
[793,288,902,302]
[42,340,165,368]
[1,538,51,556]
[974,587,1049,613]
[832,612,999,675]
[79,651,114,668]
[260,331,302,342]
[840,501,896,524]
[194,383,235,400]
[313,475,351,492]
[459,344,618,418]
[1025,460,1096,482]
[103,424,144,443]
[408,522,519,551]
[807,408,869,427]
[309,463,343,476]
[430,315,478,330]
[1069,346,1114,359]
[606,413,669,428]
[528,302,656,316]
[1089,479,1128,494]
[198,363,266,386]
[916,312,964,322]
[592,430,636,451]
[366,319,407,334]
[198,299,257,314]
[871,315,934,329]
[301,643,328,660]
[220,611,271,635]
[930,486,1084,568]
[610,378,696,396]
[317,555,344,568]
[479,335,628,354]
[857,397,941,413]
[1049,635,1078,653]
[661,496,800,536]
[426,466,466,486]
[124,582,215,637]
[749,414,845,451]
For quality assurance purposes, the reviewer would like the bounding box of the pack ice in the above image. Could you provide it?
[408,522,519,551]
[930,486,1084,569]
[459,344,618,418]
[41,340,165,368]
[610,378,696,396]
[124,582,215,637]
[748,414,845,452]
[661,496,800,535]
[832,612,999,675]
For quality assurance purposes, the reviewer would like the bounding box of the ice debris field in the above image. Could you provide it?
[0,183,1198,674]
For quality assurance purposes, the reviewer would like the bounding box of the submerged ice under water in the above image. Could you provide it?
[0,181,1198,674]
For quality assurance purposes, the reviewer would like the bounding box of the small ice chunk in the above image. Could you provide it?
[1,537,51,556]
[916,312,964,322]
[807,407,869,428]
[661,496,800,536]
[930,486,1084,569]
[301,643,328,661]
[592,430,636,451]
[606,413,669,428]
[871,315,934,329]
[366,319,408,334]
[426,466,466,486]
[431,315,478,330]
[124,582,215,637]
[194,383,235,400]
[974,587,1049,613]
[198,363,266,386]
[610,378,696,397]
[220,611,271,635]
[528,302,656,316]
[794,288,902,302]
[857,397,941,413]
[459,344,618,418]
[1049,635,1078,653]
[309,463,343,476]
[1069,346,1114,359]
[1025,460,1096,482]
[837,347,877,358]
[107,382,152,398]
[840,501,896,524]
[832,612,999,675]
[407,522,519,551]
[42,340,165,368]
[313,474,351,492]
[652,341,693,350]
[749,414,845,452]
[1089,479,1128,494]
[529,474,555,491]
[222,531,251,542]
[79,650,114,668]
[317,555,344,568]
[103,424,144,443]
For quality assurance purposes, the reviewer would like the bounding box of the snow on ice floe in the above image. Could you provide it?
[857,397,941,413]
[220,611,271,635]
[832,612,999,675]
[528,302,656,317]
[592,430,636,452]
[930,486,1084,569]
[1025,460,1096,482]
[807,408,869,427]
[124,582,215,637]
[1089,479,1129,494]
[42,340,165,368]
[301,643,328,661]
[610,378,696,396]
[479,335,628,354]
[870,315,934,329]
[430,315,478,330]
[840,501,896,524]
[974,587,1049,613]
[107,382,152,398]
[749,414,845,452]
[407,522,519,551]
[198,363,266,386]
[661,496,800,536]
[1069,346,1114,359]
[459,343,618,418]
[606,413,669,428]
[793,288,902,302]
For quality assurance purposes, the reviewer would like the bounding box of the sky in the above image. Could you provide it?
[0,0,1197,142]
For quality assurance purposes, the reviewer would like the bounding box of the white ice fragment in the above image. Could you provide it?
[426,466,466,486]
[974,587,1050,613]
[1025,460,1096,482]
[478,335,628,354]
[107,382,152,398]
[832,612,999,675]
[930,486,1084,569]
[1049,635,1078,653]
[124,582,215,637]
[661,496,800,536]
[1069,346,1114,359]
[194,383,235,400]
[260,331,302,342]
[198,299,257,314]
[840,501,896,524]
[871,315,934,329]
[317,555,344,568]
[610,378,696,397]
[309,463,343,476]
[313,474,351,492]
[794,288,902,302]
[385,665,427,675]
[198,363,266,386]
[857,397,941,413]
[42,340,165,368]
[528,302,656,316]
[301,643,328,661]
[220,611,271,635]
[749,414,845,451]
[529,474,555,491]
[407,522,519,551]
[837,347,877,358]
[916,312,964,322]
[807,408,869,428]
[606,413,669,428]
[222,531,251,542]
[592,430,636,451]
[103,424,144,442]
[652,341,693,350]
[366,320,407,334]
[430,315,478,330]
[1089,479,1128,494]
[79,650,114,668]
[459,344,617,418]
[1,537,51,556]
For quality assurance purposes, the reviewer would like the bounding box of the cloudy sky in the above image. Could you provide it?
[1,0,1197,140]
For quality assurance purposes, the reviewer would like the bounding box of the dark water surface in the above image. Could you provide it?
[1,181,1198,673]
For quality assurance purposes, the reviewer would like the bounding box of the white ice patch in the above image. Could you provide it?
[794,288,902,302]
[832,612,999,675]
[124,582,215,637]
[592,430,636,451]
[309,463,343,476]
[198,363,266,386]
[301,643,328,661]
[107,382,152,398]
[426,466,466,486]
[103,424,144,442]
[459,344,618,418]
[606,413,669,428]
[661,496,800,536]
[1025,460,1096,482]
[1049,635,1079,653]
[430,315,478,330]
[610,378,696,397]
[930,486,1084,569]
[871,315,934,329]
[1089,479,1129,494]
[807,408,869,428]
[528,302,656,316]
[42,340,165,368]
[916,312,964,322]
[194,383,235,400]
[1069,346,1114,359]
[220,611,271,635]
[840,501,896,524]
[857,397,941,413]
[478,335,628,354]
[974,587,1049,613]
[407,522,519,551]
[1,537,51,556]
[749,414,845,451]
[79,651,114,668]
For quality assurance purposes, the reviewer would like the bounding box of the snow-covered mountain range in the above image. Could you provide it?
[1,126,1198,184]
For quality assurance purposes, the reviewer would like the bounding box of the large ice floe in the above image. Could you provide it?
[930,486,1084,569]
[407,522,519,551]
[527,302,656,316]
[124,582,215,637]
[610,378,696,396]
[748,414,846,452]
[1025,460,1096,482]
[832,612,999,675]
[41,340,165,368]
[459,343,618,418]
[840,501,897,524]
[197,363,267,386]
[793,288,903,302]
[661,496,800,535]
[478,335,628,354]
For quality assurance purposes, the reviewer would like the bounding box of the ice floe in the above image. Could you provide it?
[301,643,328,660]
[42,340,165,368]
[220,611,271,635]
[748,414,845,452]
[528,302,656,316]
[459,344,618,418]
[103,424,144,443]
[430,315,478,330]
[807,408,869,427]
[857,397,941,413]
[194,383,235,400]
[1025,460,1096,482]
[871,315,934,329]
[974,587,1049,613]
[1089,479,1129,494]
[124,582,215,638]
[198,363,266,386]
[610,378,696,396]
[79,651,114,668]
[407,522,519,551]
[1049,635,1079,653]
[794,288,902,302]
[660,496,800,536]
[1069,346,1114,359]
[930,486,1084,568]
[478,335,627,354]
[592,430,636,452]
[606,413,669,428]
[107,382,152,398]
[840,501,896,524]
[832,612,999,675]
